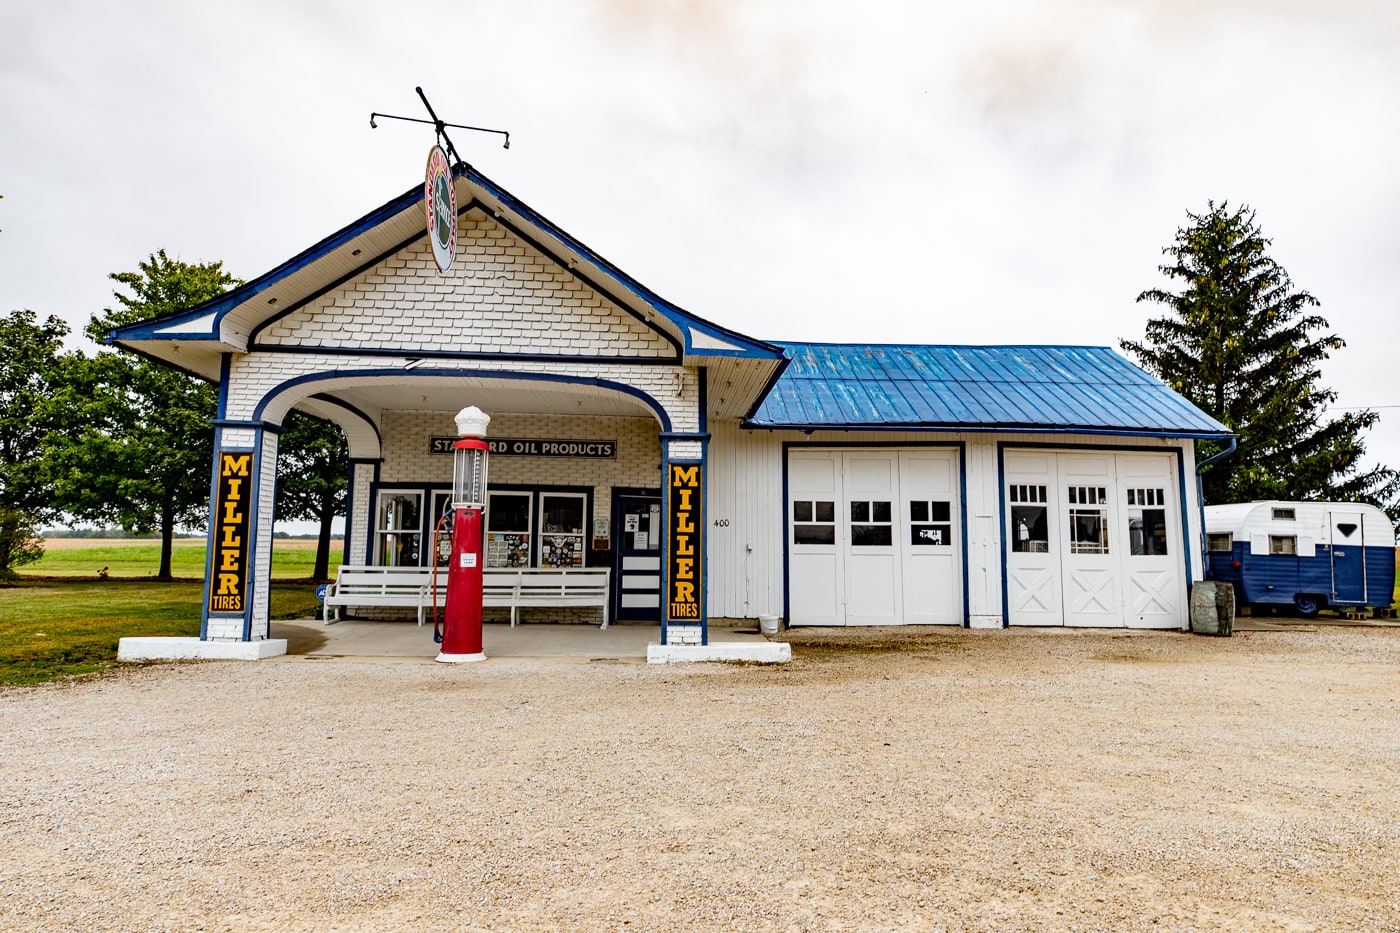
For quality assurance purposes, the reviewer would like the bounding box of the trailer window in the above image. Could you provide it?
[1009,484,1049,553]
[1269,535,1297,556]
[1207,533,1233,553]
[1271,507,1296,521]
[1126,487,1169,556]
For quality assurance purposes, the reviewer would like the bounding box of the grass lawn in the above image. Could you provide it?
[0,539,339,686]
[0,579,322,687]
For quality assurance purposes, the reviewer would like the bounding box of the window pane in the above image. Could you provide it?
[1207,533,1233,553]
[851,524,892,547]
[1129,508,1169,556]
[1070,510,1109,554]
[1269,535,1297,556]
[487,493,531,533]
[1272,508,1296,521]
[930,501,951,522]
[1011,505,1049,553]
[541,495,584,533]
[793,500,813,523]
[909,500,929,522]
[815,501,835,523]
[850,501,870,523]
[911,524,951,546]
[872,500,891,523]
[794,524,835,545]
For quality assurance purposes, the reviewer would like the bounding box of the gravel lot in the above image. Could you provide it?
[2,624,1398,932]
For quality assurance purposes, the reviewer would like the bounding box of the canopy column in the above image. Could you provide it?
[201,420,281,642]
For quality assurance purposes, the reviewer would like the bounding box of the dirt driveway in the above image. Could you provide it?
[2,625,1397,932]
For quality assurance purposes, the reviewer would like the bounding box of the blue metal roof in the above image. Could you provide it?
[746,343,1231,437]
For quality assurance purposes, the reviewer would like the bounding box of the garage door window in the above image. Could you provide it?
[910,499,952,546]
[850,500,893,546]
[1126,487,1169,556]
[793,500,836,545]
[1009,484,1049,553]
[1068,485,1109,554]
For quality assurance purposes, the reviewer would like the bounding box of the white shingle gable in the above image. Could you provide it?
[257,208,676,358]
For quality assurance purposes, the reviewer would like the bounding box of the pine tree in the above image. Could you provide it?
[1121,202,1398,520]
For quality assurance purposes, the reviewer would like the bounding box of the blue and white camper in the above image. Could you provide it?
[1205,500,1396,616]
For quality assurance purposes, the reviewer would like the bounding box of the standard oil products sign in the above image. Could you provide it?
[667,462,703,622]
[209,450,254,614]
[429,437,616,459]
[425,144,456,273]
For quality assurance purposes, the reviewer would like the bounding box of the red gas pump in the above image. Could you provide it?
[436,406,491,663]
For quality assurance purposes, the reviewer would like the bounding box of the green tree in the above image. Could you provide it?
[46,251,238,579]
[274,410,348,581]
[0,309,70,580]
[1121,202,1399,519]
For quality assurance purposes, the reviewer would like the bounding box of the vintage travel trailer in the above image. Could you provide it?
[108,160,1239,658]
[1205,501,1396,615]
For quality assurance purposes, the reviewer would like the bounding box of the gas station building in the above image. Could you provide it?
[110,164,1231,657]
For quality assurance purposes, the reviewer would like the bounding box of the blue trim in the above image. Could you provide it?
[779,440,968,627]
[743,423,1231,440]
[958,445,970,628]
[1174,447,1193,590]
[996,449,1009,627]
[304,394,383,452]
[111,186,426,343]
[217,354,231,417]
[697,367,708,435]
[249,368,675,432]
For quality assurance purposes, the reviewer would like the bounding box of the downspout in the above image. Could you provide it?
[1195,436,1238,578]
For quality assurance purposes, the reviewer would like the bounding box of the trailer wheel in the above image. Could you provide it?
[1293,594,1322,617]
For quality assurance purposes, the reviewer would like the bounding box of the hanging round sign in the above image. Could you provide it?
[425,145,456,272]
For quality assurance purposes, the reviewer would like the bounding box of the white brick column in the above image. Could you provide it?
[345,459,380,567]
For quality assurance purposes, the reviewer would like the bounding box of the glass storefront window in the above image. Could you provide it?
[375,491,422,566]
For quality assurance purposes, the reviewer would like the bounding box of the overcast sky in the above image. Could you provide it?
[3,0,1398,487]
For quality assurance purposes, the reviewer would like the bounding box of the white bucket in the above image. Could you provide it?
[758,614,780,636]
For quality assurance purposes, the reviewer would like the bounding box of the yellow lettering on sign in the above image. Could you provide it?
[671,465,698,487]
[672,581,695,603]
[675,534,693,556]
[221,454,251,477]
[675,558,693,580]
[217,573,240,595]
[221,526,242,549]
[220,549,241,571]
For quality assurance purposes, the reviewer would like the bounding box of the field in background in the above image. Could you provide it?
[27,538,344,580]
[0,580,322,686]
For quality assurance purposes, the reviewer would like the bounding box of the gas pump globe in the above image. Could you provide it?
[436,406,491,663]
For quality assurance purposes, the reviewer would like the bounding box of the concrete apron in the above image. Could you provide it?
[121,620,791,664]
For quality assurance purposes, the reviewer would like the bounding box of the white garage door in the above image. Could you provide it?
[1005,450,1184,628]
[788,449,961,626]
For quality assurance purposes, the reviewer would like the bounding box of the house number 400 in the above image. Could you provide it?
[712,518,730,527]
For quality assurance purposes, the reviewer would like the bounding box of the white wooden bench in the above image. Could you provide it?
[484,568,611,629]
[323,566,440,625]
[323,565,610,629]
